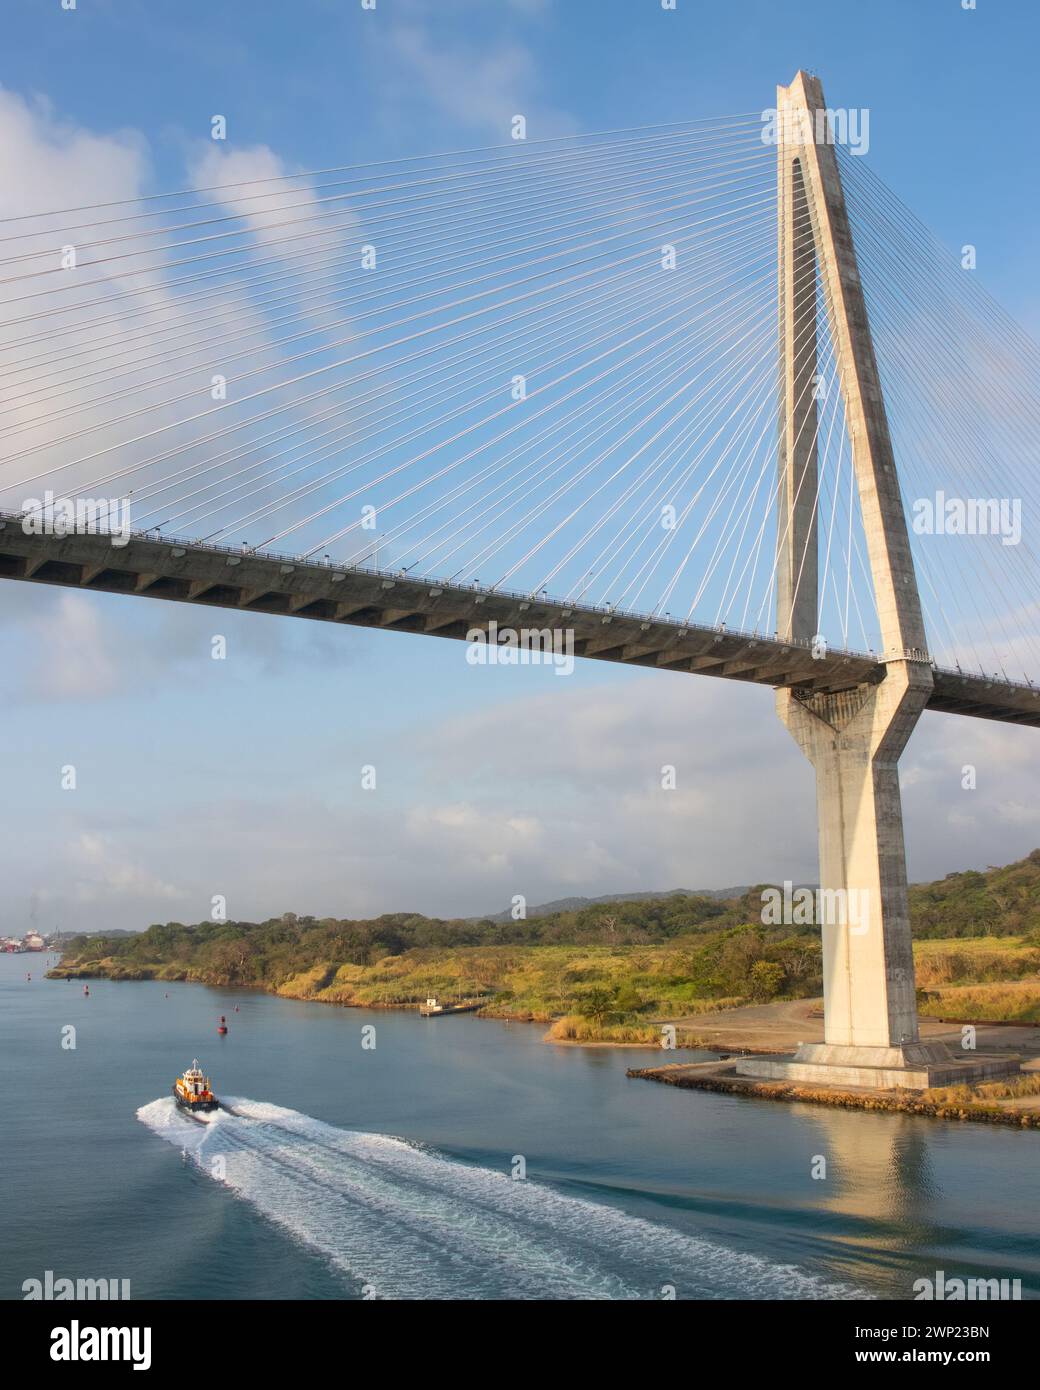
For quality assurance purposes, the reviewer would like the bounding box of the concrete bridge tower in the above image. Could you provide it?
[738,72,1017,1089]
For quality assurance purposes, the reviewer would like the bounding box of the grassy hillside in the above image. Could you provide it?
[908,851,1040,938]
[264,938,819,1042]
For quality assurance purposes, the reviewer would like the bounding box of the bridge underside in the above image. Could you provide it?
[1,518,1036,726]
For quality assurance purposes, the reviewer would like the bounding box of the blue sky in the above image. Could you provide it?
[1,0,1039,934]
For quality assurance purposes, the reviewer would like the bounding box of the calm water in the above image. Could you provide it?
[3,951,1038,1300]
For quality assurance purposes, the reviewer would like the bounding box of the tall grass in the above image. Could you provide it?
[917,981,1040,1024]
[914,939,1040,988]
[545,1016,662,1044]
[928,1072,1040,1104]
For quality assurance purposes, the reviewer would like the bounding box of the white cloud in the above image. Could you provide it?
[4,651,1039,934]
[25,591,119,700]
[0,580,355,706]
[187,143,357,265]
[0,89,147,222]
[0,90,363,554]
[377,4,575,140]
[53,832,185,906]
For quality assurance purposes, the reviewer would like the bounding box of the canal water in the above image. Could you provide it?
[2,952,1037,1299]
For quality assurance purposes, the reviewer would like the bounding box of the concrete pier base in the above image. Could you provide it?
[736,1040,1021,1091]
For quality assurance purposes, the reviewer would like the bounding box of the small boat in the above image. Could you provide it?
[419,996,483,1018]
[173,1060,219,1114]
[217,1015,228,1035]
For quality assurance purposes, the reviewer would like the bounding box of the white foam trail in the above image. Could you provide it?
[138,1096,868,1300]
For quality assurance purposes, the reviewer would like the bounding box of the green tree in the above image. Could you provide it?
[749,960,785,1001]
[613,982,643,1014]
[577,986,617,1023]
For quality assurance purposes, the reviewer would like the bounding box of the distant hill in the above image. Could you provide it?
[475,887,756,924]
[479,854,1040,935]
[51,850,1040,968]
[49,928,134,941]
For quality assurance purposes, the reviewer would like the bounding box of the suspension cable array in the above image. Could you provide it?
[0,115,1035,683]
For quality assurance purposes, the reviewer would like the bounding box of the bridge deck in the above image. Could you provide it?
[0,516,1036,727]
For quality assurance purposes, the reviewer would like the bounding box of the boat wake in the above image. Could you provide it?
[137,1096,867,1300]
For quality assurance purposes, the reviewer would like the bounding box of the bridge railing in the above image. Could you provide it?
[0,509,884,657]
[930,663,1038,694]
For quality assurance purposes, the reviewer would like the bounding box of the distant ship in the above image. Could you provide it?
[2,931,48,953]
[173,1060,219,1114]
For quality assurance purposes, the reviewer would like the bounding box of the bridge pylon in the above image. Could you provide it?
[737,72,1017,1089]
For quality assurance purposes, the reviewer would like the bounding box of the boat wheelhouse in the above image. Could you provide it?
[173,1060,218,1113]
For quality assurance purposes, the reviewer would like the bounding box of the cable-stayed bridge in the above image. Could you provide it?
[1,71,1037,1088]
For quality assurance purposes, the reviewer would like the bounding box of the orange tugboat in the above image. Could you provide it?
[173,1060,219,1114]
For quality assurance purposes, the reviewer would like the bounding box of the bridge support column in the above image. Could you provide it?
[778,665,928,1053]
[745,666,1018,1087]
[740,662,1019,1087]
[736,69,1021,1090]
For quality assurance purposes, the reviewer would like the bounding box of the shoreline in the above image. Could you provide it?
[49,960,1040,1067]
[45,965,687,1051]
